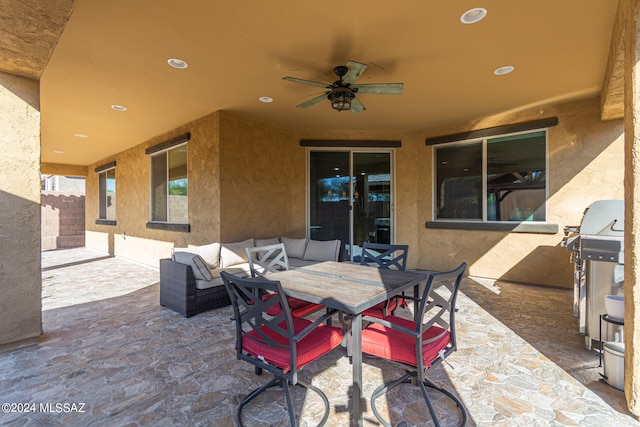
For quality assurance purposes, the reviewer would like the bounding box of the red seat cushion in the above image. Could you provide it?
[263,294,323,317]
[362,298,401,318]
[243,316,343,373]
[361,315,451,368]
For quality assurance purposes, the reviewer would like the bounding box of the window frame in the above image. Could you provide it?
[146,141,190,231]
[95,162,116,226]
[428,128,557,234]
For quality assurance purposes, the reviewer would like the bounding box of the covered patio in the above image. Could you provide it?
[0,247,636,426]
[5,1,640,424]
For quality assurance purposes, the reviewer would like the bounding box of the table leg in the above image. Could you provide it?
[414,283,420,323]
[352,313,363,426]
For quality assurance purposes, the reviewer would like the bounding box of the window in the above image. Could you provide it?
[98,166,116,222]
[434,130,547,222]
[150,143,188,223]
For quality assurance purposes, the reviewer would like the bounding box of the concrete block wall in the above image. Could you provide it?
[41,192,85,250]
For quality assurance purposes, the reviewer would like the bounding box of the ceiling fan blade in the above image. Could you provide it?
[343,60,367,84]
[352,83,404,95]
[350,97,366,114]
[283,77,330,88]
[296,93,328,108]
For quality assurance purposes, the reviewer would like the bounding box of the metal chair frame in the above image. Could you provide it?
[221,271,339,427]
[360,242,409,271]
[362,262,469,427]
[246,243,323,319]
[360,242,410,317]
[246,243,289,276]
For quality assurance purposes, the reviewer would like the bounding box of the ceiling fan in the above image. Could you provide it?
[282,60,403,113]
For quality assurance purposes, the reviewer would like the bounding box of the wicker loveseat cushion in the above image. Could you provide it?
[281,237,308,259]
[188,242,221,268]
[172,251,213,281]
[220,238,255,268]
[303,239,341,262]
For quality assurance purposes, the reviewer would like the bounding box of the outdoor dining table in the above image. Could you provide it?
[266,260,428,426]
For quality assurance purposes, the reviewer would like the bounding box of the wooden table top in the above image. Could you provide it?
[266,261,427,314]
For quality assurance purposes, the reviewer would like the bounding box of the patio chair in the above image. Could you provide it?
[361,262,468,427]
[220,271,343,427]
[360,242,410,318]
[246,243,323,318]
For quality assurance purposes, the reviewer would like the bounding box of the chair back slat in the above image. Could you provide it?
[415,262,467,366]
[246,243,289,277]
[221,271,295,353]
[363,261,469,427]
[360,242,409,271]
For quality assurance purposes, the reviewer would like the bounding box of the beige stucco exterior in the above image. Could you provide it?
[0,0,638,417]
[417,97,624,285]
[83,97,623,289]
[624,0,640,414]
[0,71,42,343]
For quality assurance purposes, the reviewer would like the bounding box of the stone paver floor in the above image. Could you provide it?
[0,247,638,426]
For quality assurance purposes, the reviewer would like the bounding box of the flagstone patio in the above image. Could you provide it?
[0,247,638,426]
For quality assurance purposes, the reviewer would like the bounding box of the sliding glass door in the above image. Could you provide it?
[308,150,393,261]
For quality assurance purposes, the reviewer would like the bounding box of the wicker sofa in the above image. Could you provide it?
[159,237,342,317]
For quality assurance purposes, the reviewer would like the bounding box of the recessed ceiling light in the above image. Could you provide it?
[53,150,64,154]
[74,133,88,138]
[494,66,515,75]
[460,8,487,24]
[111,105,127,111]
[259,96,273,103]
[167,58,188,69]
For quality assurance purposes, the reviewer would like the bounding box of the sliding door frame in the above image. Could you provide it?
[305,147,397,261]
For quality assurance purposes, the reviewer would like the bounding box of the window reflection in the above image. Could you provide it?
[151,144,188,223]
[487,131,546,221]
[434,130,547,222]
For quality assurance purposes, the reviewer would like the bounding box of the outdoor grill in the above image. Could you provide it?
[562,200,624,350]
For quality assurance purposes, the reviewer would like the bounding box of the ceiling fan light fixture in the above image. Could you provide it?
[328,89,354,111]
[460,8,487,24]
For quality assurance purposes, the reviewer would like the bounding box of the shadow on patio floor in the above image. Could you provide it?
[0,248,637,426]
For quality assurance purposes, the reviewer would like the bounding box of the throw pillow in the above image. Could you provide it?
[281,236,308,259]
[220,238,255,268]
[303,239,340,262]
[186,242,220,268]
[173,252,213,281]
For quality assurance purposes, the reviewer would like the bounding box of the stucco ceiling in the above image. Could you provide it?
[0,0,76,79]
[15,1,622,166]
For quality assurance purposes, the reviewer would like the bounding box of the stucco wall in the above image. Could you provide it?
[0,71,42,345]
[218,112,302,242]
[416,97,624,287]
[84,97,623,287]
[86,111,223,266]
[85,110,303,266]
[297,97,624,287]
